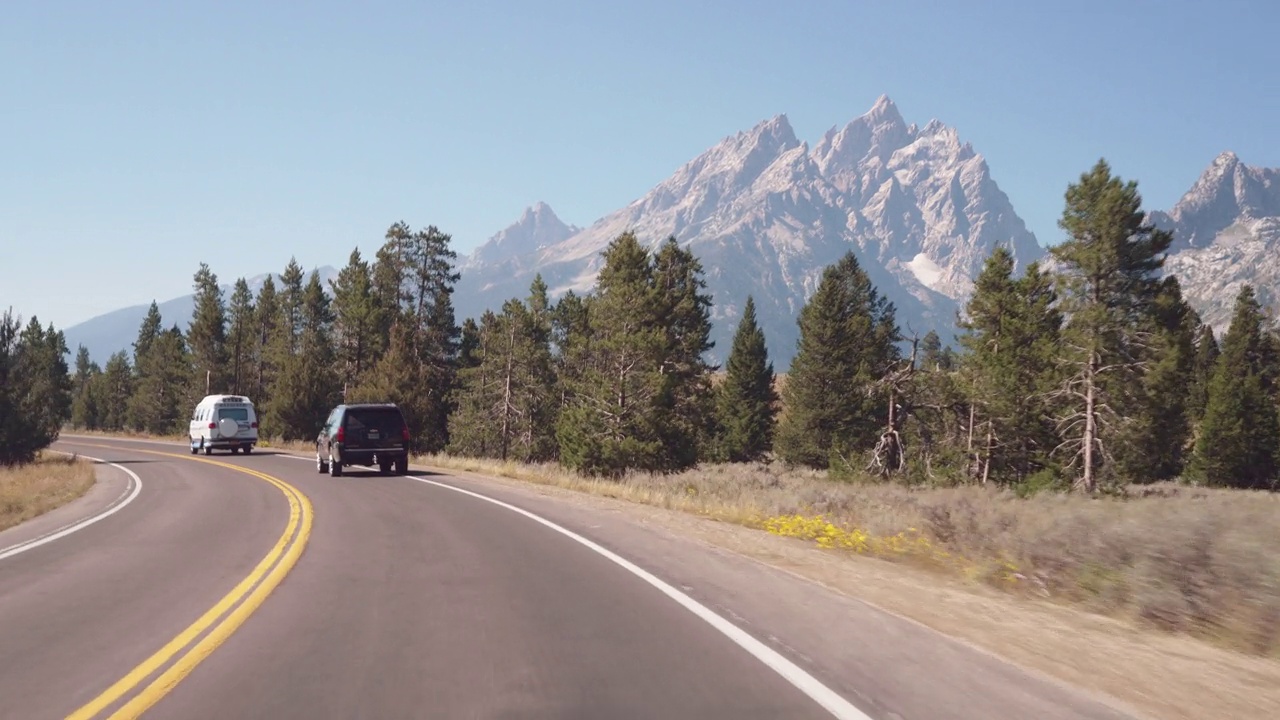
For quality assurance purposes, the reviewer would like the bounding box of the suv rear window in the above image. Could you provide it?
[344,408,404,434]
[219,408,250,421]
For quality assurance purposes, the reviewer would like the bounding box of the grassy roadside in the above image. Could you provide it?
[411,453,1280,658]
[0,452,97,533]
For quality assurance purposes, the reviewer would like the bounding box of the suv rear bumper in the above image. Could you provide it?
[335,445,407,464]
[205,437,257,448]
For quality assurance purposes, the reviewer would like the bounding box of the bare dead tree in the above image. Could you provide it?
[865,333,920,477]
[1045,335,1149,492]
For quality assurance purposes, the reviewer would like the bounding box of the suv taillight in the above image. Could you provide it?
[208,422,216,429]
[251,422,258,429]
[402,425,410,441]
[336,426,345,442]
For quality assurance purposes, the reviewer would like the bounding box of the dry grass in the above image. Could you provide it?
[417,455,1280,657]
[0,452,97,533]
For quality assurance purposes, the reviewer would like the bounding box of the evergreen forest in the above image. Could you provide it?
[13,161,1280,492]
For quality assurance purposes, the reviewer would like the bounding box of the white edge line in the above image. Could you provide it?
[137,450,870,718]
[406,469,870,720]
[0,452,143,561]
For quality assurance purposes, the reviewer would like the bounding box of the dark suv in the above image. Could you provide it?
[316,403,411,477]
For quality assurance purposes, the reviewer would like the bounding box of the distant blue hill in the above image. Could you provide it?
[63,266,339,365]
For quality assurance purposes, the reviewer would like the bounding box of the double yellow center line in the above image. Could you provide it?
[66,446,313,720]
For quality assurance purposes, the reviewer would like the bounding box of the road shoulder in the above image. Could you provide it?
[0,454,128,553]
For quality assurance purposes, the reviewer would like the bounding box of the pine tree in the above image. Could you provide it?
[556,233,668,477]
[1048,159,1173,492]
[267,271,341,440]
[347,322,422,439]
[551,290,591,409]
[133,301,163,364]
[510,277,560,462]
[419,278,461,452]
[1187,324,1219,424]
[372,222,411,338]
[448,294,559,464]
[0,311,72,465]
[330,248,383,396]
[447,310,501,457]
[958,249,1063,485]
[1115,277,1199,482]
[775,251,900,470]
[131,325,191,435]
[252,276,281,404]
[70,345,103,429]
[714,296,778,463]
[97,351,133,431]
[278,258,306,354]
[352,223,461,453]
[919,331,945,371]
[227,278,255,395]
[127,303,165,431]
[261,260,306,438]
[651,237,717,469]
[1188,285,1280,489]
[0,310,21,463]
[188,262,228,397]
[457,317,482,371]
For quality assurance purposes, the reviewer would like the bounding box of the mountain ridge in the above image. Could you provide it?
[1154,152,1280,331]
[63,104,1280,370]
[454,96,1046,369]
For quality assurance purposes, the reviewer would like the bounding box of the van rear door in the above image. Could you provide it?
[217,405,254,437]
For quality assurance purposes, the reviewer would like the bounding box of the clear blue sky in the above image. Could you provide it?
[3,0,1277,330]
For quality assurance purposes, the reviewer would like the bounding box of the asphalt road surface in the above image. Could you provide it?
[0,437,1140,720]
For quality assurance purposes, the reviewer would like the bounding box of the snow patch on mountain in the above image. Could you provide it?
[906,253,945,289]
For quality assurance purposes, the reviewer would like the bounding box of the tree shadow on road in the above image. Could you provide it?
[331,466,443,479]
[87,459,157,465]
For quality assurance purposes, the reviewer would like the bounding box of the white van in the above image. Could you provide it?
[189,394,259,455]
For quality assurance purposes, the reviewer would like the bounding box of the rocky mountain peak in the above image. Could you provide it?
[813,95,914,180]
[867,94,904,125]
[1160,152,1280,250]
[463,202,579,269]
[1158,152,1280,332]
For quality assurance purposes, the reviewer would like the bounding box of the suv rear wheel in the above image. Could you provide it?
[329,454,343,477]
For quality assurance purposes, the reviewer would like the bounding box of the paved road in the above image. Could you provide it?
[0,437,1139,720]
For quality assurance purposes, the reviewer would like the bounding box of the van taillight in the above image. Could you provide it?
[336,426,345,442]
[251,422,258,429]
[402,425,410,441]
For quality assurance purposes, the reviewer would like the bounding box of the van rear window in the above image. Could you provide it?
[219,408,250,421]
